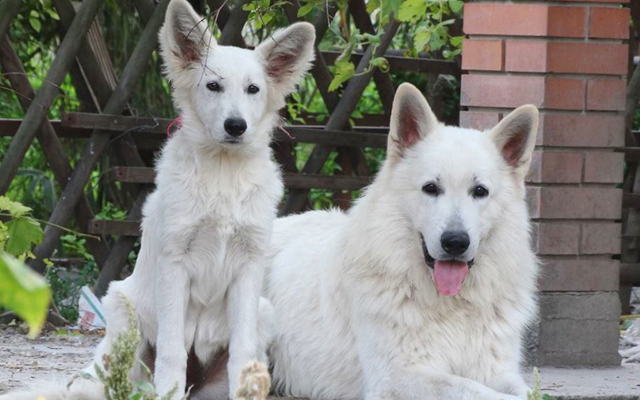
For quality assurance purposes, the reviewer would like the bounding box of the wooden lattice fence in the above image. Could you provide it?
[0,0,460,295]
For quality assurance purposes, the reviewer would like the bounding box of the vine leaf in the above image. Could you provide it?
[448,0,464,14]
[398,0,426,23]
[0,253,50,338]
[0,196,32,218]
[329,59,355,92]
[5,217,43,257]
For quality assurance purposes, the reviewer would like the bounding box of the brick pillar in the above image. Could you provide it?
[461,0,629,366]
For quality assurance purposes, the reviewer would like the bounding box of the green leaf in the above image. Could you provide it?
[448,0,464,13]
[414,28,431,52]
[297,2,315,17]
[0,252,50,338]
[398,0,426,23]
[30,10,38,18]
[29,18,41,32]
[366,0,379,14]
[370,57,390,73]
[242,3,256,11]
[328,60,355,92]
[0,196,32,218]
[450,35,464,48]
[5,218,43,257]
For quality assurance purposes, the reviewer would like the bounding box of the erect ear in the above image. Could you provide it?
[256,22,315,98]
[490,105,539,177]
[387,83,439,160]
[159,0,215,76]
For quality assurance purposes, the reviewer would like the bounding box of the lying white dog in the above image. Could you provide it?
[267,83,539,400]
[0,1,314,399]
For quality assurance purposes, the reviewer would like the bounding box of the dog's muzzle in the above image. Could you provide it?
[420,234,474,268]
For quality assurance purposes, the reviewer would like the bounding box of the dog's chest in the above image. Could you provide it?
[411,300,517,380]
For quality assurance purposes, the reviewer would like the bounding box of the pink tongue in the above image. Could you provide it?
[434,260,469,296]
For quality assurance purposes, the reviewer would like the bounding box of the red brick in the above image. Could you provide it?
[459,111,502,131]
[527,151,583,183]
[464,4,549,36]
[589,7,630,39]
[527,0,628,3]
[548,6,587,38]
[505,40,548,72]
[545,78,585,110]
[461,75,545,108]
[581,223,621,255]
[587,79,626,111]
[531,187,622,219]
[540,114,624,148]
[583,151,624,183]
[462,76,585,110]
[540,259,619,292]
[547,43,628,75]
[462,39,503,71]
[464,4,585,38]
[532,222,580,255]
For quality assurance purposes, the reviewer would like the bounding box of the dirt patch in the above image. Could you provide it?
[0,326,101,394]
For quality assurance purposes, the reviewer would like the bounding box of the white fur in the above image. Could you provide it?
[0,2,314,400]
[266,83,540,400]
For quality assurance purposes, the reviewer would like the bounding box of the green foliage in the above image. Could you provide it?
[0,252,50,338]
[0,196,44,259]
[92,300,184,400]
[0,197,49,337]
[528,367,558,400]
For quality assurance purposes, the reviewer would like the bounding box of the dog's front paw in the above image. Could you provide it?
[232,360,270,400]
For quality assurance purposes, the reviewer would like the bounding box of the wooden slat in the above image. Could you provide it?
[284,173,370,191]
[89,220,141,236]
[113,166,155,183]
[62,113,389,148]
[621,263,640,286]
[112,166,372,190]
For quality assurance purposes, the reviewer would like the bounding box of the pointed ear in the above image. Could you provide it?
[388,83,439,159]
[490,105,539,177]
[159,0,215,75]
[256,22,315,97]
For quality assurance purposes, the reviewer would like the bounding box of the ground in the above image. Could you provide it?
[0,327,639,400]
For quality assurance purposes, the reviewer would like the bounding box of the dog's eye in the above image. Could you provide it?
[422,183,440,196]
[472,185,489,198]
[247,84,260,94]
[206,82,221,92]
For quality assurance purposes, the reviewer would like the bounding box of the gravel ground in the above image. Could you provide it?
[1,326,639,400]
[0,326,101,395]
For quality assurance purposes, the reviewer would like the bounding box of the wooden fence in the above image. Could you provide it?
[0,0,460,296]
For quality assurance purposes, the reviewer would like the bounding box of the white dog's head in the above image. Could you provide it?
[384,83,538,296]
[159,0,315,148]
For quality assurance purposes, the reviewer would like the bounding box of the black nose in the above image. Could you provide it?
[441,231,470,256]
[224,118,247,137]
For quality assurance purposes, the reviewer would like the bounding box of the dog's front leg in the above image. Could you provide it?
[154,266,190,399]
[226,262,262,399]
[354,320,523,400]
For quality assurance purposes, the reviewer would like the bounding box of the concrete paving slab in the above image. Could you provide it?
[525,365,640,400]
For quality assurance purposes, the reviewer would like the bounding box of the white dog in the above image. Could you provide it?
[267,83,539,400]
[1,1,314,400]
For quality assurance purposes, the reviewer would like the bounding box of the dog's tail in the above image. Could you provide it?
[0,378,105,400]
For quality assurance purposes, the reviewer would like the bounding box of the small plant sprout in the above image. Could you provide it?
[91,296,184,400]
[234,360,271,400]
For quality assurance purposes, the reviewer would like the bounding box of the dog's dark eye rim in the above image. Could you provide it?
[422,182,440,196]
[472,185,489,198]
[206,81,221,92]
[247,84,260,94]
